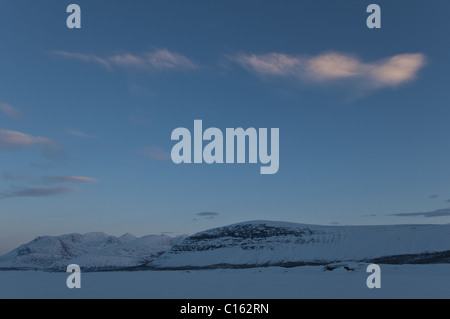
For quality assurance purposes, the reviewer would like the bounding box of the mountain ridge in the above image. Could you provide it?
[148,220,450,269]
[0,231,183,271]
[1,220,450,271]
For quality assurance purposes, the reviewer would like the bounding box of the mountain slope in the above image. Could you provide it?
[149,221,450,269]
[0,232,178,271]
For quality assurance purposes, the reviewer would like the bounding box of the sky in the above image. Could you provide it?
[0,0,449,254]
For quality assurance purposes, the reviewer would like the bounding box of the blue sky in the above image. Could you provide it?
[1,0,449,254]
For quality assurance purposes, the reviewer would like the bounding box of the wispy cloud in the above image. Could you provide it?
[50,51,112,69]
[196,212,220,220]
[232,52,302,77]
[3,173,96,184]
[0,129,53,149]
[40,176,97,184]
[141,146,171,161]
[0,103,23,119]
[196,212,220,217]
[52,48,197,71]
[0,186,78,199]
[307,53,362,80]
[0,129,66,162]
[230,51,426,89]
[0,173,96,200]
[370,54,426,86]
[110,49,197,70]
[390,208,450,218]
[0,129,65,161]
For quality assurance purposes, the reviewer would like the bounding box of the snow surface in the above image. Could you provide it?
[150,221,450,268]
[0,264,449,299]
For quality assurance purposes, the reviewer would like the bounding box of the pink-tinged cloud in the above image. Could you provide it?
[0,103,23,119]
[2,173,97,184]
[307,53,363,80]
[232,53,302,76]
[0,129,55,149]
[52,49,197,71]
[0,129,66,162]
[51,51,112,70]
[108,53,144,68]
[41,176,98,184]
[370,53,426,86]
[231,51,426,88]
[145,49,197,70]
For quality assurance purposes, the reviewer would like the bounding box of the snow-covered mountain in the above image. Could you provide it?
[0,232,184,271]
[2,221,450,271]
[148,221,450,269]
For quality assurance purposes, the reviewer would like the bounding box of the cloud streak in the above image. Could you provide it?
[0,174,96,200]
[40,176,97,184]
[390,208,450,218]
[0,129,54,149]
[68,130,100,139]
[196,212,220,217]
[231,51,426,89]
[196,212,220,220]
[0,186,78,199]
[0,103,23,119]
[0,129,66,162]
[52,49,197,71]
[50,51,112,69]
[3,173,97,184]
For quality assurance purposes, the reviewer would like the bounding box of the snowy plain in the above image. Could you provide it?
[1,264,449,299]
